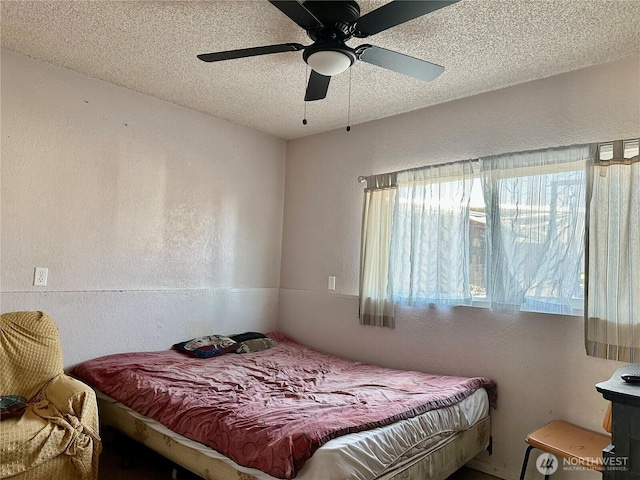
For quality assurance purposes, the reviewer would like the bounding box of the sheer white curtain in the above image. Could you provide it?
[359,162,475,328]
[388,162,476,306]
[359,174,397,327]
[481,145,594,314]
[586,139,640,362]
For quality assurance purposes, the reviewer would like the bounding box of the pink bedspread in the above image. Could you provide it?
[72,333,496,479]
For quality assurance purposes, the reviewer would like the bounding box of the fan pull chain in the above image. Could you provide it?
[346,68,352,132]
[303,65,308,126]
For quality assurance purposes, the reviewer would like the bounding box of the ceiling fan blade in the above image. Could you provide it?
[358,45,444,83]
[354,0,460,37]
[269,1,324,30]
[305,70,331,101]
[198,43,305,62]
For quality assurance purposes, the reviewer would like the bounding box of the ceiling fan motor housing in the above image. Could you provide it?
[302,0,360,42]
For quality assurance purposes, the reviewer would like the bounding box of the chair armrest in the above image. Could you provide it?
[42,374,100,435]
[26,374,103,480]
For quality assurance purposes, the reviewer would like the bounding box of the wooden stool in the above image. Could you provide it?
[519,420,611,479]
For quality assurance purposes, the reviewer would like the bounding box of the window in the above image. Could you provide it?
[359,144,595,327]
[482,164,587,314]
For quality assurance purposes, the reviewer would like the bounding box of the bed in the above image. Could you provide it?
[71,332,496,480]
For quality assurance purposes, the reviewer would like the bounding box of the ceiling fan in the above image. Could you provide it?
[198,0,459,101]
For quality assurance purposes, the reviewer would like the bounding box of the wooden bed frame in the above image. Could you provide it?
[98,394,491,480]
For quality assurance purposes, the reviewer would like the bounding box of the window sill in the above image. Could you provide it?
[470,297,584,317]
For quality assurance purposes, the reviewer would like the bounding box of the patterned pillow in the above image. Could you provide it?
[0,395,27,421]
[235,338,278,354]
[172,335,237,359]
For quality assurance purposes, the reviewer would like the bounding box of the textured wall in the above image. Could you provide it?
[1,50,285,367]
[279,55,639,480]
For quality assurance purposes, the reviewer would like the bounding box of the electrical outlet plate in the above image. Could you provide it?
[328,275,336,291]
[34,267,48,286]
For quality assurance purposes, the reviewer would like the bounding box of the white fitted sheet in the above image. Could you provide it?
[98,387,488,480]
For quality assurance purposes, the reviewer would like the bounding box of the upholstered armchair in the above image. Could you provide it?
[0,311,101,480]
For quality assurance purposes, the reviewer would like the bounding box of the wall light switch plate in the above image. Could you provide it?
[34,267,48,286]
[328,275,336,291]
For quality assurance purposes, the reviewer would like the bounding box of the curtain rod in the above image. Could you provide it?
[357,139,639,185]
[357,157,479,187]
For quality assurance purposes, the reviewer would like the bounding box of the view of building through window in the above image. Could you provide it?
[468,175,586,306]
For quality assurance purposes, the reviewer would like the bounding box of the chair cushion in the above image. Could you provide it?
[0,312,101,480]
[0,311,64,400]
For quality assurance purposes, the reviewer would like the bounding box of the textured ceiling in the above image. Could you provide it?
[2,1,639,140]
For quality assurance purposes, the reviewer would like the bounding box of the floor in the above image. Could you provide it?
[98,428,502,480]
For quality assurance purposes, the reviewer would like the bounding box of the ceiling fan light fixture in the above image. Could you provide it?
[306,50,353,76]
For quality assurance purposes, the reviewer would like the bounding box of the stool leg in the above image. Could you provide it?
[519,445,534,480]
